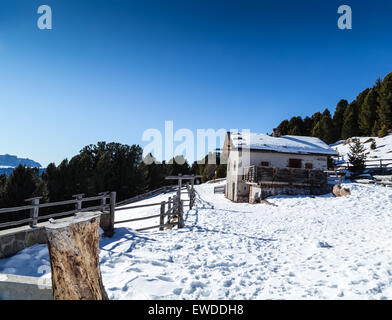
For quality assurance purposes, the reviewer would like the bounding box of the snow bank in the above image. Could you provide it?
[332,134,392,165]
[2,181,392,299]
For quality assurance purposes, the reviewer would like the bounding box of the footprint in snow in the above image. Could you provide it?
[318,241,333,248]
[156,275,174,282]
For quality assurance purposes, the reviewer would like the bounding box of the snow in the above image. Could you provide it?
[2,181,392,299]
[230,132,338,156]
[332,134,392,166]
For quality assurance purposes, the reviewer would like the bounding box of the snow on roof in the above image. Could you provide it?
[230,132,338,156]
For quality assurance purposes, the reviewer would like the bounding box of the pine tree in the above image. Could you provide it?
[332,99,348,140]
[2,165,40,207]
[377,72,392,129]
[359,88,378,136]
[378,124,389,138]
[341,102,360,139]
[277,120,289,136]
[303,116,313,136]
[319,109,335,144]
[348,139,366,173]
[371,120,381,137]
[311,121,321,137]
[287,116,304,136]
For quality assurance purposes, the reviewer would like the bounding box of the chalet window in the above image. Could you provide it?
[305,163,313,169]
[261,161,269,167]
[288,158,302,168]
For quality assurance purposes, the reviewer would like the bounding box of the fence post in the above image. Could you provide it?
[99,192,109,213]
[72,194,84,212]
[167,197,172,223]
[100,192,116,237]
[26,197,41,227]
[178,200,184,229]
[159,201,165,231]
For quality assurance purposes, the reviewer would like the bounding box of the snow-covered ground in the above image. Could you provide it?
[1,181,392,299]
[331,134,392,165]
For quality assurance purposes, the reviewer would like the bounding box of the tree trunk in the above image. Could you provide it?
[45,212,109,300]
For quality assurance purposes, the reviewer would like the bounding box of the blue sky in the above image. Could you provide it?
[0,0,391,166]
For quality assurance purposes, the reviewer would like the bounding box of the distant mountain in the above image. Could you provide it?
[0,154,43,177]
[0,154,42,168]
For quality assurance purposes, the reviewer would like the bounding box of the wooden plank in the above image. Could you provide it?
[0,218,34,228]
[115,202,164,211]
[37,209,79,221]
[0,205,33,214]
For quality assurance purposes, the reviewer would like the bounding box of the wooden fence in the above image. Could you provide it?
[0,192,115,231]
[114,184,196,232]
[0,182,197,234]
[115,185,177,207]
[335,158,392,171]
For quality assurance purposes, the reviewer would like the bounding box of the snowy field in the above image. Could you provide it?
[1,181,392,299]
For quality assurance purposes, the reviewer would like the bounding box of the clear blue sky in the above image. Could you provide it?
[0,0,391,166]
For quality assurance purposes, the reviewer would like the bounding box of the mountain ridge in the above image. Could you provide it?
[0,154,42,168]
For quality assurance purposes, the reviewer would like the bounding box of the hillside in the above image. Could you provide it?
[331,134,392,167]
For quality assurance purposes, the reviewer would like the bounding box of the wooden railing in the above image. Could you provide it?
[335,158,392,170]
[0,192,115,230]
[0,182,197,234]
[114,184,196,232]
[115,185,177,207]
[243,166,327,187]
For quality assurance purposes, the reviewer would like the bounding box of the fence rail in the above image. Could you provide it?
[0,192,115,230]
[214,185,226,194]
[335,158,392,170]
[115,185,177,207]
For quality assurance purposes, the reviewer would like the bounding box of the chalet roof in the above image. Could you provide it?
[229,132,338,156]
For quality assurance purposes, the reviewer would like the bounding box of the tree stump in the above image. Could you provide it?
[45,212,109,300]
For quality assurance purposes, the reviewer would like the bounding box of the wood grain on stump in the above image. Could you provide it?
[45,212,109,300]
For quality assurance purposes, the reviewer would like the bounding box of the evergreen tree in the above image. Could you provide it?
[319,109,335,144]
[371,120,381,137]
[341,102,360,139]
[167,155,190,178]
[2,165,40,207]
[277,120,289,136]
[287,116,304,136]
[359,88,379,136]
[378,124,389,138]
[303,116,313,136]
[332,99,348,140]
[311,121,321,137]
[348,139,366,173]
[377,72,392,129]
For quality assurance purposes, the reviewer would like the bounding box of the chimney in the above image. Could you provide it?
[272,128,281,137]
